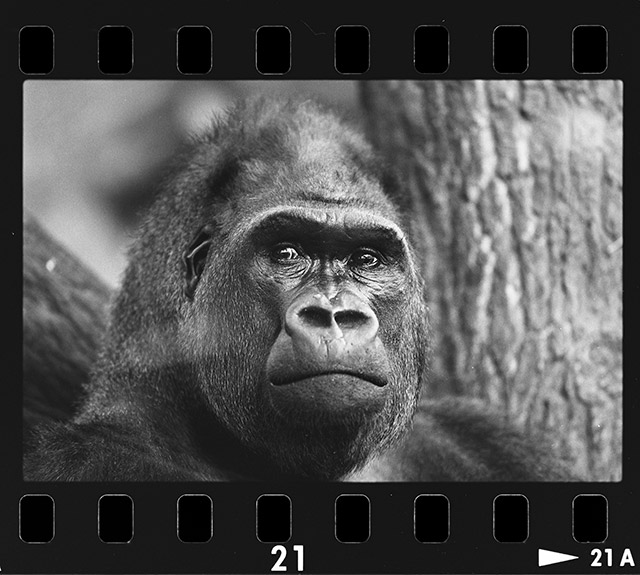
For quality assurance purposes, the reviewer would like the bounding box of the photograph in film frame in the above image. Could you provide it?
[23,79,622,484]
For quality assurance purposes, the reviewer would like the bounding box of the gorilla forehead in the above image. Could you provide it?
[198,97,395,214]
[206,163,403,241]
[234,161,397,217]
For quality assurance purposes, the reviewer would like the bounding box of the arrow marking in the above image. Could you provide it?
[539,549,579,567]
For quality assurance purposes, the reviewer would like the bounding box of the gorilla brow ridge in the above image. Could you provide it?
[246,208,408,254]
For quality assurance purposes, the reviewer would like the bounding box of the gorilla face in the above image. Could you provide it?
[178,121,430,479]
[95,99,430,480]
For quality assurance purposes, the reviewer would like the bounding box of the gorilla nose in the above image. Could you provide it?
[285,292,379,358]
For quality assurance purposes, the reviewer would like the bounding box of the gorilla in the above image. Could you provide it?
[24,98,573,481]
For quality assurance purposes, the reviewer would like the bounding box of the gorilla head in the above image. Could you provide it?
[88,98,430,480]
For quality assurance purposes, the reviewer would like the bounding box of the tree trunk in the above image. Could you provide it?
[361,80,622,481]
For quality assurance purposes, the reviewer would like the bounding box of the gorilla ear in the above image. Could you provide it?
[183,226,214,299]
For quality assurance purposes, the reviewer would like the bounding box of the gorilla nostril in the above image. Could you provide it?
[334,310,369,329]
[299,306,333,328]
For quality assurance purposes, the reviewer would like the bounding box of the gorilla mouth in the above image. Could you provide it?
[272,370,387,387]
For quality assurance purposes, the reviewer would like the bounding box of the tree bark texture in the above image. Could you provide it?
[361,80,622,481]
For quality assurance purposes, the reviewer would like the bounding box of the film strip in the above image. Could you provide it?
[2,1,637,574]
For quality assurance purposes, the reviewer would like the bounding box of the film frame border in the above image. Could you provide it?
[3,0,638,573]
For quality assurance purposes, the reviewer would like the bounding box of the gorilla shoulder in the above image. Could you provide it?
[351,398,575,481]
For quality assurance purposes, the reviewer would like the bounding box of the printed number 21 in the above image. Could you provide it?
[271,545,304,572]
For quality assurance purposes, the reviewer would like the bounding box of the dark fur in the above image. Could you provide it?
[24,98,574,481]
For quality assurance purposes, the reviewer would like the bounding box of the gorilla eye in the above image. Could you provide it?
[349,248,382,270]
[271,244,302,262]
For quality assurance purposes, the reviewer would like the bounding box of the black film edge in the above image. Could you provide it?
[3,1,638,574]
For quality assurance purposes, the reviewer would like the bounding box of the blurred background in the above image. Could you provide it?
[24,80,358,288]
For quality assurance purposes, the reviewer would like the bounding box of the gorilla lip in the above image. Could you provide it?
[271,370,387,387]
